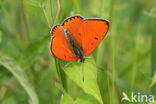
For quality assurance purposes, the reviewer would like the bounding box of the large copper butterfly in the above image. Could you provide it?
[50,15,109,62]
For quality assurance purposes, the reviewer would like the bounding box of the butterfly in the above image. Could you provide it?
[50,15,109,62]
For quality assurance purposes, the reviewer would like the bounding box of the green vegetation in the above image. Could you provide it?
[0,0,156,104]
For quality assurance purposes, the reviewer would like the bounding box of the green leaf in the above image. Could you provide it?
[75,91,99,104]
[63,58,103,104]
[60,94,74,104]
[0,53,39,104]
[60,92,99,104]
[55,82,66,93]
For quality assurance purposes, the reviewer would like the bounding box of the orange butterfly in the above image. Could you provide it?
[50,15,109,62]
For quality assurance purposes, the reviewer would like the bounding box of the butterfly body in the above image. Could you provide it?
[62,27,85,62]
[50,16,109,62]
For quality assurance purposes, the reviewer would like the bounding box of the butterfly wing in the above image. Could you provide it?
[51,16,109,61]
[63,16,83,46]
[50,25,77,61]
[80,19,109,56]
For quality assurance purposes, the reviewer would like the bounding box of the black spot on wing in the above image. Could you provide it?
[94,37,98,40]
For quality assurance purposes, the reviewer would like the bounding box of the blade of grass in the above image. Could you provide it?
[151,20,156,76]
[50,0,54,25]
[0,30,2,43]
[54,58,68,92]
[151,18,156,96]
[41,4,51,29]
[0,53,39,104]
[20,0,30,43]
[108,0,117,103]
[130,25,140,90]
[54,0,61,24]
[73,0,81,14]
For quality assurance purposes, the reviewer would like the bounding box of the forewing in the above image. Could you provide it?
[80,19,109,56]
[63,16,83,46]
[50,25,78,61]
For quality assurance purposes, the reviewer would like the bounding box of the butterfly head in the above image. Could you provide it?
[79,58,85,63]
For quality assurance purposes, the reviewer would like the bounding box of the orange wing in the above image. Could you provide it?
[50,16,109,61]
[50,16,84,61]
[80,19,109,56]
[50,25,77,61]
[63,16,83,46]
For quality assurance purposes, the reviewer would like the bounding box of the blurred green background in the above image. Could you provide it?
[0,0,156,104]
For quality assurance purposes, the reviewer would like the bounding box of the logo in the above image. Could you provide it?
[121,92,155,103]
